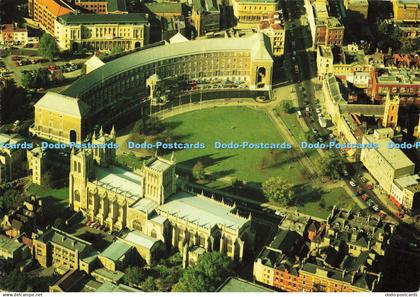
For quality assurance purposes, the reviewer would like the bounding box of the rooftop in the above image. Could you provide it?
[130,198,157,214]
[94,165,143,199]
[394,174,420,189]
[91,268,125,283]
[62,33,273,98]
[0,133,24,146]
[96,282,141,292]
[157,191,249,230]
[364,135,415,170]
[217,277,273,292]
[107,0,127,12]
[147,158,173,171]
[144,2,184,14]
[34,92,90,118]
[99,240,132,262]
[0,234,24,253]
[123,230,160,249]
[58,13,148,25]
[37,228,93,256]
[36,0,74,16]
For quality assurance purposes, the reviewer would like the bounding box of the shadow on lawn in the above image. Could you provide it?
[179,153,235,169]
[293,184,325,206]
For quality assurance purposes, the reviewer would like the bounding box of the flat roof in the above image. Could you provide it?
[99,240,132,262]
[91,268,125,283]
[62,33,273,98]
[34,92,90,118]
[157,191,249,230]
[94,165,143,199]
[364,135,415,170]
[394,174,420,188]
[217,277,273,292]
[96,282,141,292]
[58,13,147,25]
[123,230,159,249]
[148,158,172,171]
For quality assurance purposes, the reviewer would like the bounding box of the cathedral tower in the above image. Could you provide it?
[69,148,94,211]
[143,153,176,205]
[382,92,400,129]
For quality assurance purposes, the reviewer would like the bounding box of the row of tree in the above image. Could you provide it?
[122,252,233,292]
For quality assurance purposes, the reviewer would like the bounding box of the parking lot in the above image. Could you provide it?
[1,54,88,86]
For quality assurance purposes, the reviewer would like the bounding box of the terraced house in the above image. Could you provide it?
[254,208,395,292]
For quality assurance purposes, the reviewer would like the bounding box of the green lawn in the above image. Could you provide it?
[162,106,307,185]
[28,184,68,201]
[116,152,144,169]
[293,187,358,219]
[276,105,320,161]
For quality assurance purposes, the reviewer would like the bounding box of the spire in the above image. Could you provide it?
[170,151,175,162]
[92,129,96,140]
[110,125,115,137]
[248,212,252,220]
[99,126,103,136]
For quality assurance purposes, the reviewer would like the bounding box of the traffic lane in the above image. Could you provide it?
[352,175,400,220]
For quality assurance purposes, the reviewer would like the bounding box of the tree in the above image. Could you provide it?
[174,252,234,292]
[22,72,37,89]
[53,217,65,229]
[192,161,205,180]
[0,189,26,214]
[141,276,157,292]
[38,33,58,61]
[124,266,147,286]
[262,176,295,205]
[305,131,318,143]
[110,47,124,55]
[281,101,293,114]
[317,152,346,180]
[0,269,32,292]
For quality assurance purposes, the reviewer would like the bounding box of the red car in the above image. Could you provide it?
[361,194,368,201]
[366,183,373,190]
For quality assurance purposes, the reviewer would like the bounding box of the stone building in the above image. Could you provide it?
[54,13,150,51]
[232,0,278,29]
[68,129,255,264]
[31,33,273,144]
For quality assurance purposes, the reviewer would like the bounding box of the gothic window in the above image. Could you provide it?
[74,190,80,202]
[133,220,142,231]
[151,229,157,238]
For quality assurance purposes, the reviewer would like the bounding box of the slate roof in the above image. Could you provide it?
[157,191,249,230]
[34,92,90,118]
[123,230,160,250]
[62,33,273,98]
[99,240,132,262]
[94,165,144,199]
[107,0,127,12]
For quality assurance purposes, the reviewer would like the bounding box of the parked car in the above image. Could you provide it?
[349,180,356,187]
[372,204,380,212]
[361,194,368,201]
[378,211,386,218]
[366,182,374,190]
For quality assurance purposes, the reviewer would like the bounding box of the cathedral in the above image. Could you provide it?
[69,128,255,263]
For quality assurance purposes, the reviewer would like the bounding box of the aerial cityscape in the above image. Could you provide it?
[0,0,419,293]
